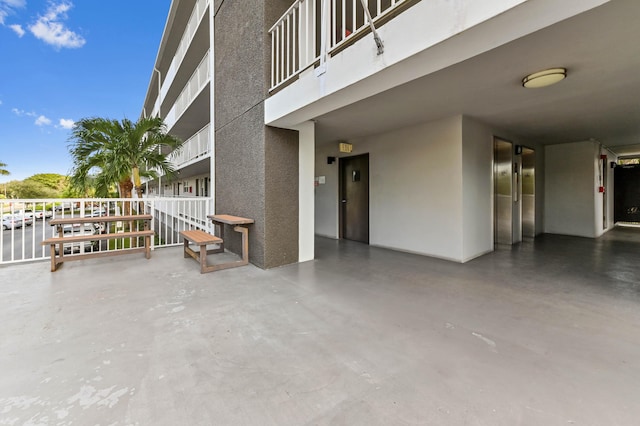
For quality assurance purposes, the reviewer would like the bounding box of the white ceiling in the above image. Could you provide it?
[314,0,640,156]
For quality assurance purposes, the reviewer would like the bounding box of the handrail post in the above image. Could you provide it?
[316,0,329,76]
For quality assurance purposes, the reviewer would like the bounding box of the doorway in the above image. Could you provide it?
[494,138,513,245]
[521,147,535,238]
[614,164,640,223]
[340,154,369,243]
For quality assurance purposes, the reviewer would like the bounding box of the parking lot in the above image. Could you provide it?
[1,217,54,262]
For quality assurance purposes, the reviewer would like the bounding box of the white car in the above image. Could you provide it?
[14,210,34,220]
[29,209,53,220]
[56,223,101,254]
[2,215,27,230]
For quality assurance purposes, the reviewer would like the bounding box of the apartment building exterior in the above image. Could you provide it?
[141,0,640,269]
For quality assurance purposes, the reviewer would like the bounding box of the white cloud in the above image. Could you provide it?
[28,1,85,49]
[9,23,23,36]
[11,107,37,117]
[1,0,27,6]
[35,115,52,126]
[59,118,74,129]
[0,0,26,25]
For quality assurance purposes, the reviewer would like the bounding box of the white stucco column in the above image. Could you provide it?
[295,121,315,262]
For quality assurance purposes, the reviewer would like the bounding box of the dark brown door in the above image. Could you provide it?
[340,154,369,243]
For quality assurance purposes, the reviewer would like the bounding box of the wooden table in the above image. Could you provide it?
[207,214,254,267]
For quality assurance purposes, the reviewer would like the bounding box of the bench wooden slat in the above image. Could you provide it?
[42,230,155,245]
[180,230,223,245]
[207,214,255,225]
[50,215,152,225]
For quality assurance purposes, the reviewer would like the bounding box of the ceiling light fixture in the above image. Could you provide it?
[522,68,567,88]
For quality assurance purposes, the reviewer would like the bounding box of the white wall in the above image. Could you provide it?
[601,147,617,233]
[605,150,617,230]
[296,121,316,262]
[461,117,494,261]
[315,114,552,263]
[367,117,463,261]
[314,144,340,238]
[315,116,465,262]
[545,140,599,238]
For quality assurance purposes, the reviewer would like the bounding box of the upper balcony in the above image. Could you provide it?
[265,0,610,130]
[269,0,413,92]
[143,0,209,121]
[168,123,211,170]
[165,50,211,136]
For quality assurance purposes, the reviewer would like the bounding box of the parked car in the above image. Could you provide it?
[54,202,74,212]
[87,208,108,218]
[56,223,101,254]
[2,215,19,230]
[14,210,34,221]
[27,209,53,220]
[2,215,25,230]
[11,214,33,227]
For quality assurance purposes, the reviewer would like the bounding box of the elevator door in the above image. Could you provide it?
[340,154,369,243]
[494,139,513,245]
[521,147,535,238]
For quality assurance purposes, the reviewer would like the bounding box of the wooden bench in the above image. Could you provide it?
[180,214,254,274]
[180,230,224,274]
[43,214,154,272]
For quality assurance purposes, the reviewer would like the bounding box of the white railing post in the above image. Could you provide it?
[317,0,330,75]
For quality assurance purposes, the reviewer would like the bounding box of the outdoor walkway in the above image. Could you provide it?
[1,230,639,425]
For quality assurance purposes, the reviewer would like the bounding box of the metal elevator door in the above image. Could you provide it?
[521,147,535,238]
[494,139,513,245]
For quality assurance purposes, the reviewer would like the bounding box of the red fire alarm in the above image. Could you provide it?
[598,186,605,193]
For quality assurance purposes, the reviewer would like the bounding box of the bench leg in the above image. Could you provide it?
[235,226,250,266]
[183,238,189,258]
[199,243,208,274]
[145,235,151,259]
[49,244,57,272]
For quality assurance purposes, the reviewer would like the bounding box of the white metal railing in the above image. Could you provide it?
[0,198,213,266]
[269,0,409,90]
[168,123,211,169]
[166,50,210,129]
[150,197,213,246]
[270,0,319,90]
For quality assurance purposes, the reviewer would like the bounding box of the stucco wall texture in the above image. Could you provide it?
[214,0,299,269]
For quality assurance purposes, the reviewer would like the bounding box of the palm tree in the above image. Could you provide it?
[0,162,8,199]
[68,117,182,199]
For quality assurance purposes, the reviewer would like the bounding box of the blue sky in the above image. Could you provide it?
[0,0,171,181]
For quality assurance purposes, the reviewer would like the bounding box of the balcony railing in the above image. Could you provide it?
[168,123,211,169]
[165,50,210,130]
[161,0,209,102]
[269,0,409,91]
[0,198,213,266]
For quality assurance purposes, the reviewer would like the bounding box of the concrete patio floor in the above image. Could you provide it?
[1,230,639,425]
